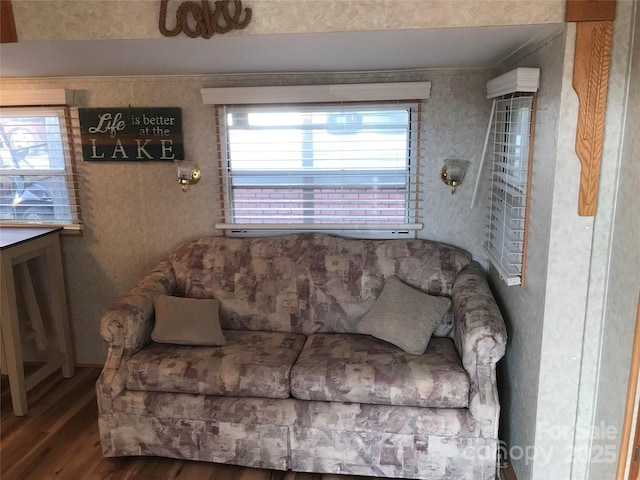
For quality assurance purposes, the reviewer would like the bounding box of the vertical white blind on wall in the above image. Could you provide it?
[486,94,535,286]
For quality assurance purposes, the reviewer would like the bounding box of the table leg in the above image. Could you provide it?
[0,322,7,375]
[1,258,28,416]
[17,262,48,351]
[45,234,74,378]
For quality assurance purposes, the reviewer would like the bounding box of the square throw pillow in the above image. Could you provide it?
[356,276,451,355]
[152,295,227,346]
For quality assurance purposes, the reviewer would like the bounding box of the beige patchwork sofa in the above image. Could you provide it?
[97,233,507,479]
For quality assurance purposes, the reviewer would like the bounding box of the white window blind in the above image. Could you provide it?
[0,106,81,229]
[213,98,424,237]
[486,93,536,286]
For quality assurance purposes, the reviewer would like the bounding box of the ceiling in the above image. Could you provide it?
[0,24,564,78]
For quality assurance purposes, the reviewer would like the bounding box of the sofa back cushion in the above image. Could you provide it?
[170,234,471,335]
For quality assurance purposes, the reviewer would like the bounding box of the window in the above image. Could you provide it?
[203,82,430,238]
[482,67,539,287]
[0,106,80,229]
[201,82,431,237]
[486,93,536,286]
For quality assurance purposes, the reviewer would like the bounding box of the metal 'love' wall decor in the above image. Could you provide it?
[159,0,252,39]
[79,107,184,162]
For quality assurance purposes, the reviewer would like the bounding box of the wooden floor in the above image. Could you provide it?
[1,367,515,480]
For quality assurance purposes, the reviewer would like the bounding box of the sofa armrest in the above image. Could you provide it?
[452,261,507,437]
[96,260,176,412]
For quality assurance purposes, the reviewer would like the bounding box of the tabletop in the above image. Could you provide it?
[0,227,62,250]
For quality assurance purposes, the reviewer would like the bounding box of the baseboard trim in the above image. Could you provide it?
[20,361,104,369]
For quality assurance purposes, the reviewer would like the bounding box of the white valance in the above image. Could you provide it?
[0,89,74,107]
[486,68,540,99]
[201,82,431,105]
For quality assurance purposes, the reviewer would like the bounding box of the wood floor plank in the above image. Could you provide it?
[41,415,104,480]
[127,457,190,480]
[2,392,97,480]
[0,364,62,433]
[174,460,288,480]
[1,367,97,441]
[0,369,99,474]
[285,473,323,480]
[163,460,217,480]
[82,456,140,480]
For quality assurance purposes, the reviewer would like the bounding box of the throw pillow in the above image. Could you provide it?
[152,295,227,346]
[356,276,451,355]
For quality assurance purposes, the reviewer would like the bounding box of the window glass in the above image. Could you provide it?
[486,94,535,286]
[217,102,421,236]
[0,108,80,227]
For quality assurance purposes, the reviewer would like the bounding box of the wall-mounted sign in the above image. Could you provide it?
[78,107,184,162]
[159,0,252,39]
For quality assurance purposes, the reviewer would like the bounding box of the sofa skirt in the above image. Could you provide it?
[99,391,498,479]
[290,427,498,479]
[99,413,290,470]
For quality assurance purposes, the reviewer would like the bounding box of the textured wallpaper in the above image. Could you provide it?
[2,3,635,477]
[488,2,639,478]
[489,30,566,480]
[12,0,565,42]
[585,2,640,479]
[0,69,492,365]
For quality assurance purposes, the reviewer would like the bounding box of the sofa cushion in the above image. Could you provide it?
[151,295,227,346]
[126,330,306,399]
[291,334,469,408]
[355,276,451,355]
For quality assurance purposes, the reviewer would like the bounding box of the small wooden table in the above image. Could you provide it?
[0,227,75,416]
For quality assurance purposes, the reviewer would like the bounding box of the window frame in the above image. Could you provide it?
[0,105,81,231]
[486,92,537,286]
[214,100,423,239]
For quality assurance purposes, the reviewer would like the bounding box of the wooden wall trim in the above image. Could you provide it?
[572,20,614,216]
[567,0,617,22]
[0,0,17,43]
[520,94,538,289]
[567,0,616,217]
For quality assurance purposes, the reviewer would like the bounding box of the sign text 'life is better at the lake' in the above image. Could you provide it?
[79,107,184,162]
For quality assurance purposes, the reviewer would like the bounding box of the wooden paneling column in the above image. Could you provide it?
[0,0,18,43]
[566,0,616,216]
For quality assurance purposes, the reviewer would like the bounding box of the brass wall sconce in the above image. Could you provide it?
[440,159,469,194]
[176,161,202,192]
